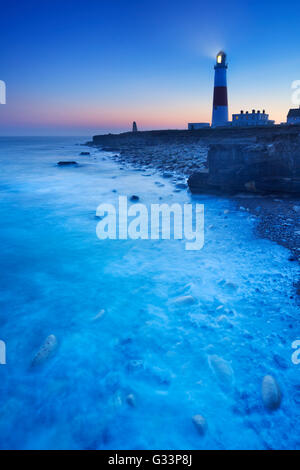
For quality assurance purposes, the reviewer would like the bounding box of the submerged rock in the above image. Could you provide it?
[208,354,234,389]
[192,414,207,435]
[261,375,281,410]
[57,161,78,166]
[79,152,90,156]
[126,393,136,407]
[31,334,58,367]
[130,195,140,202]
[172,295,196,306]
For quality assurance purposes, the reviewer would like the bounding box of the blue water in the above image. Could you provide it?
[0,137,299,450]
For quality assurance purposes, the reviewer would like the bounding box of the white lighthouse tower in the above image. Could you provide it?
[212,51,228,127]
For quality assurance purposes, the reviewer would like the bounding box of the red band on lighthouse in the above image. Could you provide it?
[213,86,228,107]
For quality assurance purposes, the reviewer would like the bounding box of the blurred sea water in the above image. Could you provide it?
[0,137,299,450]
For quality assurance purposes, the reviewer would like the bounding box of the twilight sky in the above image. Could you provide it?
[0,0,299,135]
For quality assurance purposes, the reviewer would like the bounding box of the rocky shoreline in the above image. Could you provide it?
[89,127,300,281]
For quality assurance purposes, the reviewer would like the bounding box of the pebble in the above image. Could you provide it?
[31,334,58,367]
[192,414,207,435]
[126,394,136,407]
[208,355,234,389]
[261,375,281,410]
[172,295,196,306]
[130,195,140,202]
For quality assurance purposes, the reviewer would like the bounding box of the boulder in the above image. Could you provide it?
[261,375,281,410]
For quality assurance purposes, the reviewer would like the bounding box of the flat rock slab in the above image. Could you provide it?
[57,161,78,166]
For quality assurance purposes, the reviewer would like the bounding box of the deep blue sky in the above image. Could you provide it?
[0,0,299,135]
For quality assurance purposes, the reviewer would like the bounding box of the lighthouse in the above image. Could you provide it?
[212,51,228,127]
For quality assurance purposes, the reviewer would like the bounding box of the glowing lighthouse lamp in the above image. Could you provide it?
[212,51,228,127]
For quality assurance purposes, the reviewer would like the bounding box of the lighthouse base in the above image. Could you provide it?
[212,106,228,128]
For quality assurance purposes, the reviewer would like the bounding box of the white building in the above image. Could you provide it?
[287,107,300,124]
[231,110,274,127]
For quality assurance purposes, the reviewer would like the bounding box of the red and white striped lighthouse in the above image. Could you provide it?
[212,51,228,127]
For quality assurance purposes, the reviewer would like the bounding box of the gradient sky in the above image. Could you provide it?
[0,0,300,135]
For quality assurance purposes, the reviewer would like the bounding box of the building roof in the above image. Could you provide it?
[287,108,300,118]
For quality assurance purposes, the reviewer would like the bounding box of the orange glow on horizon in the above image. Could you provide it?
[1,96,291,131]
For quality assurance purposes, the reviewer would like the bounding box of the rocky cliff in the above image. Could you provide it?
[91,125,300,194]
[188,136,300,194]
